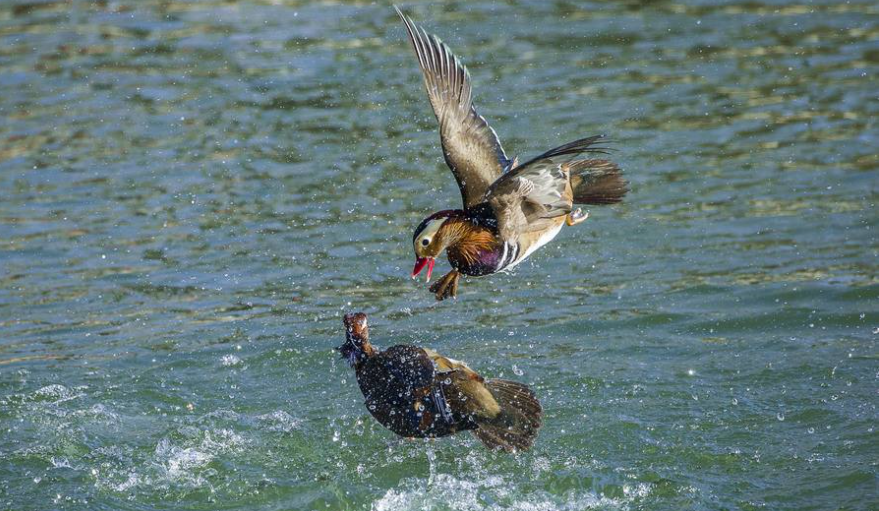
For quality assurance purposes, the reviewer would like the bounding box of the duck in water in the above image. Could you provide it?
[338,313,542,452]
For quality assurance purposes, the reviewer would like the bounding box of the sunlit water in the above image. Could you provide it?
[1,1,876,510]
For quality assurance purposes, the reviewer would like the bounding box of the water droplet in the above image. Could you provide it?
[808,427,815,434]
[777,412,785,421]
[512,364,524,376]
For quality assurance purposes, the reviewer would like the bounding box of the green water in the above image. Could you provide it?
[1,0,876,509]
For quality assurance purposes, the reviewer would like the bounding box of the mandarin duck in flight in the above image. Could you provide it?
[338,313,542,452]
[396,7,628,300]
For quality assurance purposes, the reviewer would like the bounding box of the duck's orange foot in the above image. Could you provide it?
[566,208,589,226]
[429,270,460,301]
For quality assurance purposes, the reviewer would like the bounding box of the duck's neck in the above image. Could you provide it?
[343,339,376,368]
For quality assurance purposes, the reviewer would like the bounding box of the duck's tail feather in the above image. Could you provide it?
[568,159,628,205]
[471,379,542,452]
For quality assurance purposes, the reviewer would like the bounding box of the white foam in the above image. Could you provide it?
[73,403,120,424]
[155,438,213,480]
[221,354,242,366]
[373,473,639,511]
[98,428,250,493]
[34,384,70,399]
[257,410,301,433]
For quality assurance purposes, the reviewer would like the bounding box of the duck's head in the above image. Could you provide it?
[411,210,459,281]
[338,313,376,367]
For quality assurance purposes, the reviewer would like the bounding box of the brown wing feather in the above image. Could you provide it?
[472,379,542,452]
[424,348,475,374]
[396,7,511,209]
[487,135,618,240]
[423,349,502,419]
[441,369,501,420]
[567,159,628,205]
[488,174,568,242]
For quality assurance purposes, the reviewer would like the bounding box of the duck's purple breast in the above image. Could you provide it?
[449,243,508,277]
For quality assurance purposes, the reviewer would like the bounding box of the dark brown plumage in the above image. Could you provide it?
[397,8,629,300]
[396,7,512,210]
[338,313,542,452]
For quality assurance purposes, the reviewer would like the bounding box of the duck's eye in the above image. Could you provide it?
[421,238,430,246]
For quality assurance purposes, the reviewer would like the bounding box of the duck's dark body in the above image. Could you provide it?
[339,313,542,451]
[355,345,475,438]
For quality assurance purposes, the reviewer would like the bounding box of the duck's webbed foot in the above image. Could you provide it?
[428,270,460,301]
[566,208,589,226]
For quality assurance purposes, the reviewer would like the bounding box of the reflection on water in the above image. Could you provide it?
[0,0,876,509]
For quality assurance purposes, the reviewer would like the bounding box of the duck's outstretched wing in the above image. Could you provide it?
[396,7,512,209]
[486,136,613,240]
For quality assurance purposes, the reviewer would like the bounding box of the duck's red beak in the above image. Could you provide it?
[412,257,435,282]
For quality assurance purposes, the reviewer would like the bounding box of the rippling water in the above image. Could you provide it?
[1,0,876,509]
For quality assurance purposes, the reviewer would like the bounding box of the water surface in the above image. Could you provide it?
[0,0,876,509]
